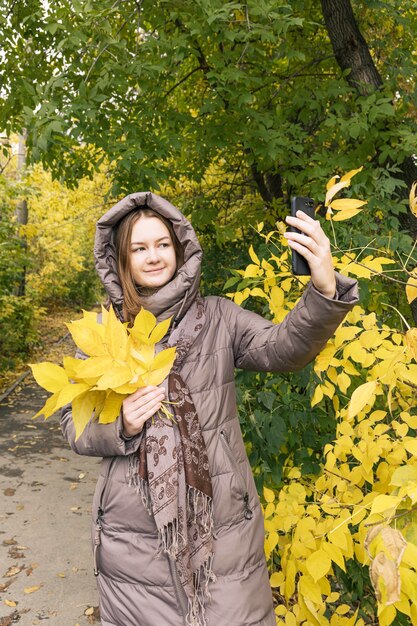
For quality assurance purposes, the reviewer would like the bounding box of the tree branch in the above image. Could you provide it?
[164,66,202,98]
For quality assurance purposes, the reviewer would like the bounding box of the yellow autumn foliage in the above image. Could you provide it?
[22,163,111,304]
[30,306,176,439]
[230,171,417,625]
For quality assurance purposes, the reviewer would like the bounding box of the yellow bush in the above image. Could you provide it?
[229,172,417,624]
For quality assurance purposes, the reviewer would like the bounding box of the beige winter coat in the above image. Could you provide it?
[61,192,359,626]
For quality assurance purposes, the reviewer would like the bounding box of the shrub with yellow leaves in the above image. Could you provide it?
[30,306,176,439]
[227,170,417,625]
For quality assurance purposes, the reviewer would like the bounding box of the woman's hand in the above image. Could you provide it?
[122,385,165,437]
[284,210,336,299]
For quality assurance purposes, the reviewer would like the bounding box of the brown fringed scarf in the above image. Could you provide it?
[128,297,215,626]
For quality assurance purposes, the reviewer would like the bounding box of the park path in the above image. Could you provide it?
[0,375,101,626]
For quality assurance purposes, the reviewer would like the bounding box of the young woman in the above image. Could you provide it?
[61,192,358,626]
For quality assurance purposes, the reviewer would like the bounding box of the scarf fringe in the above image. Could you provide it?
[186,554,216,626]
[128,454,216,626]
[187,485,214,535]
[156,518,181,559]
[127,454,152,514]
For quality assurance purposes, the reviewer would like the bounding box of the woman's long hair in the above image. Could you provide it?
[115,208,184,323]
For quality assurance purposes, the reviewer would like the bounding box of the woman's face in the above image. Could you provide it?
[129,216,177,289]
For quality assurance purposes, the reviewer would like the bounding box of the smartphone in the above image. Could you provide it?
[289,196,315,276]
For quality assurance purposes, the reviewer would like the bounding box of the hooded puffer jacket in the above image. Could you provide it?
[61,192,359,626]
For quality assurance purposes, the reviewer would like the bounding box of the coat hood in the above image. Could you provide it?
[94,192,202,322]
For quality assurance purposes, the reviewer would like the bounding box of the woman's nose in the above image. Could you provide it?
[146,247,159,262]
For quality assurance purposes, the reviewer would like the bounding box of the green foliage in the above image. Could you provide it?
[0,176,30,296]
[230,172,417,624]
[0,152,106,371]
[1,0,416,244]
[0,295,42,369]
[237,366,336,487]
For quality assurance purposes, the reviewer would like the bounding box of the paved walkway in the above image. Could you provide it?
[0,379,100,626]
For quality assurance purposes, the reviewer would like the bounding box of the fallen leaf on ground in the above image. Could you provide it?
[8,547,25,559]
[3,608,30,625]
[2,539,17,546]
[3,600,17,607]
[4,566,23,577]
[86,606,100,623]
[24,585,42,594]
[25,563,39,576]
[3,489,15,497]
[0,610,19,626]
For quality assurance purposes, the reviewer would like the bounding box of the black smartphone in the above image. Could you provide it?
[289,196,315,276]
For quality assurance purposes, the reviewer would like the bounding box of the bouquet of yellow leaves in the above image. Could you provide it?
[30,306,176,440]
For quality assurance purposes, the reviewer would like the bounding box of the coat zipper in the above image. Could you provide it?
[219,430,253,521]
[93,457,117,576]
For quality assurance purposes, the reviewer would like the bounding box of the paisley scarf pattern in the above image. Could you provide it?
[128,297,215,626]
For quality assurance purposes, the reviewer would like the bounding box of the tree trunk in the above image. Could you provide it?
[320,0,417,233]
[251,164,283,204]
[14,132,28,297]
[321,0,383,94]
[321,0,417,323]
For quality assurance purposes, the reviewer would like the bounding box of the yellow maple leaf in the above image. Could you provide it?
[30,362,69,393]
[406,272,417,304]
[104,304,129,361]
[326,175,339,191]
[99,391,125,424]
[325,168,364,218]
[330,199,367,211]
[248,244,260,266]
[129,308,172,346]
[305,549,332,582]
[325,180,351,207]
[405,328,417,361]
[331,208,364,221]
[31,305,177,440]
[95,363,134,391]
[144,347,177,386]
[340,166,364,183]
[32,393,61,420]
[311,385,324,407]
[72,390,106,440]
[263,486,275,503]
[347,380,379,420]
[409,181,417,218]
[66,312,106,357]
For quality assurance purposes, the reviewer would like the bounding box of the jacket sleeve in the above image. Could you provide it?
[60,404,143,457]
[60,347,143,457]
[221,272,359,372]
